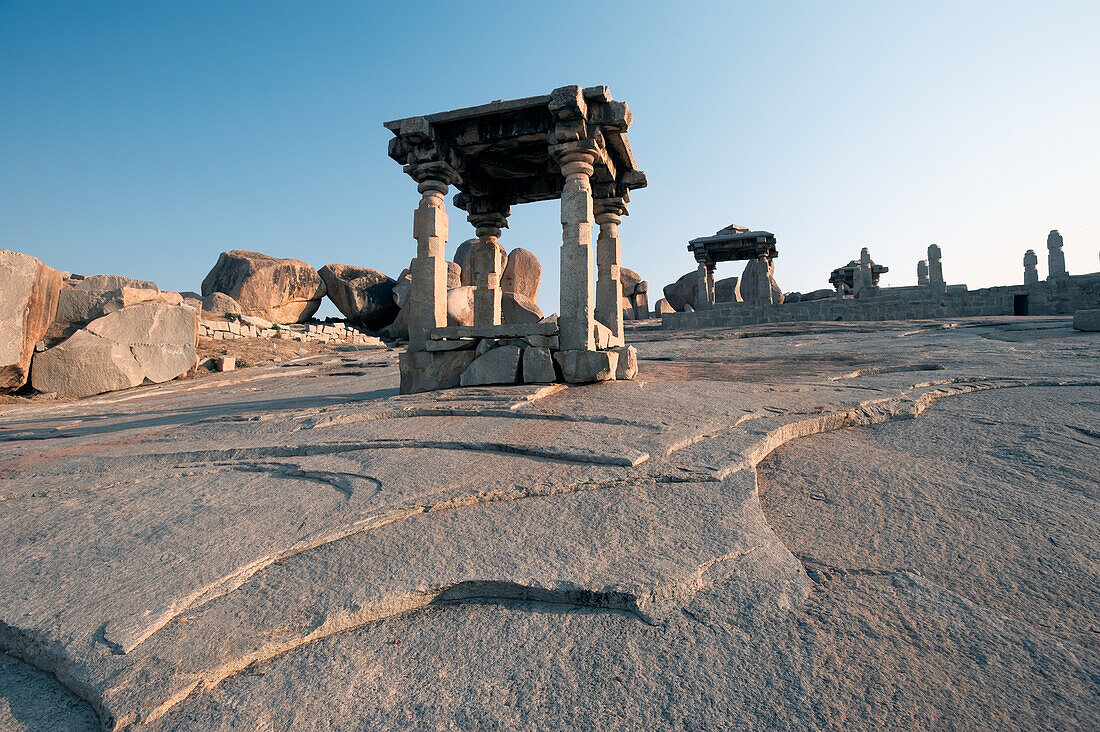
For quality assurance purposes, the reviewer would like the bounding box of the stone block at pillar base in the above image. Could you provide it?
[593,319,624,349]
[1072,309,1100,331]
[610,345,638,380]
[555,349,618,384]
[522,347,557,383]
[399,350,476,394]
[460,345,521,386]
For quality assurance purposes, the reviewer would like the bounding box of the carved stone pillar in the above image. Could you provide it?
[555,147,597,352]
[927,244,945,293]
[1023,249,1039,286]
[696,262,715,310]
[466,200,510,326]
[1047,230,1068,280]
[594,197,626,340]
[408,179,449,351]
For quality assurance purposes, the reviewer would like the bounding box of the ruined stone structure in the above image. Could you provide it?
[927,244,945,293]
[917,260,929,287]
[663,232,1098,330]
[385,86,646,393]
[1047,230,1068,280]
[1024,249,1039,286]
[829,248,888,297]
[686,226,778,308]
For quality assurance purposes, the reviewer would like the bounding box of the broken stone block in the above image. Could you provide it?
[1072,309,1100,331]
[398,350,476,393]
[501,292,543,325]
[31,303,198,398]
[460,345,521,386]
[216,356,236,372]
[555,349,619,384]
[522,347,556,383]
[611,345,638,380]
[1,249,62,390]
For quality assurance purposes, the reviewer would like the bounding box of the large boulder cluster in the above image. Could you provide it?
[1,249,199,399]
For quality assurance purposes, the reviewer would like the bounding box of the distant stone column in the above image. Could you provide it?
[1047,230,1068,280]
[854,247,873,297]
[927,244,945,293]
[1023,249,1039,286]
[408,178,450,351]
[917,260,929,286]
[696,262,715,310]
[594,197,626,339]
[555,147,597,352]
[466,199,510,326]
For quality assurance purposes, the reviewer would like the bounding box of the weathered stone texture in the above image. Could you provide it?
[521,347,557,383]
[0,250,62,390]
[500,247,541,302]
[318,264,398,330]
[31,303,198,397]
[460,345,521,386]
[663,270,699,312]
[501,292,543,325]
[201,250,326,324]
[555,348,618,383]
[1072,309,1100,331]
[398,349,476,393]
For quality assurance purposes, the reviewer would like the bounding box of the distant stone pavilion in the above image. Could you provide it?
[687,226,778,309]
[385,85,647,393]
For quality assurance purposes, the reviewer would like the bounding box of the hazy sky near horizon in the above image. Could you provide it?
[2,1,1098,317]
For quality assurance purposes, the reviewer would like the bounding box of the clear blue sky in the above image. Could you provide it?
[3,1,1098,316]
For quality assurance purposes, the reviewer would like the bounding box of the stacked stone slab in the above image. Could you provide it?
[0,250,62,390]
[384,85,646,392]
[199,317,385,346]
[398,319,638,393]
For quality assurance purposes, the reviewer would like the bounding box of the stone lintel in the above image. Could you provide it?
[430,322,559,340]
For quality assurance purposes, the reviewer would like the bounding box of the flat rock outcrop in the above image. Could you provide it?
[30,302,198,398]
[0,316,1097,730]
[501,247,541,301]
[318,264,398,330]
[201,250,326,324]
[0,250,62,390]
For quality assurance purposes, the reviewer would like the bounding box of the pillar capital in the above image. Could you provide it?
[594,196,627,221]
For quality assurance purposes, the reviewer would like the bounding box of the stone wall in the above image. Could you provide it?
[662,274,1100,329]
[200,317,383,345]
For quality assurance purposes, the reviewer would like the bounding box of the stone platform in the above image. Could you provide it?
[0,316,1096,730]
